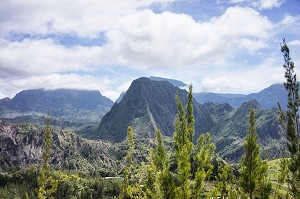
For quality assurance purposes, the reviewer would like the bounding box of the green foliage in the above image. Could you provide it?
[273,158,290,198]
[193,133,215,198]
[143,129,175,199]
[173,87,194,199]
[37,113,58,199]
[280,38,300,197]
[212,159,240,198]
[119,126,145,199]
[187,85,195,143]
[240,109,271,199]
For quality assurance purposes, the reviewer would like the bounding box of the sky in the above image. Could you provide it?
[0,0,299,101]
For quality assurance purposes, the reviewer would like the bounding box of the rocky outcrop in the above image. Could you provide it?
[0,120,118,174]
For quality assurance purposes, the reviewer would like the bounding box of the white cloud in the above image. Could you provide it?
[104,7,273,70]
[253,0,283,10]
[0,73,131,101]
[1,0,294,100]
[0,38,104,78]
[0,6,273,77]
[194,57,286,94]
[0,0,175,37]
[199,77,239,92]
[229,0,246,3]
[289,40,300,47]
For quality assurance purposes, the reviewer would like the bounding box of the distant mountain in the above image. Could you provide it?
[149,76,187,87]
[194,93,246,107]
[245,84,287,109]
[97,77,213,142]
[194,83,287,109]
[0,89,114,125]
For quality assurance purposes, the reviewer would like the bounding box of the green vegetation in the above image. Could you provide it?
[240,109,271,199]
[38,113,58,198]
[279,39,300,198]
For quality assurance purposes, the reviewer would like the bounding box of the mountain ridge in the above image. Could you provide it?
[194,83,287,109]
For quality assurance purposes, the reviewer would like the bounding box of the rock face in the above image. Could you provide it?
[0,120,118,174]
[97,77,214,142]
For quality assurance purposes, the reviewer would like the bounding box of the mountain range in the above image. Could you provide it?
[194,83,287,109]
[0,77,288,165]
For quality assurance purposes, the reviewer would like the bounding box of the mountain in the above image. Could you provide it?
[194,93,246,107]
[245,84,287,109]
[0,89,114,125]
[194,83,287,109]
[149,76,187,87]
[205,100,284,161]
[115,77,188,103]
[97,77,213,142]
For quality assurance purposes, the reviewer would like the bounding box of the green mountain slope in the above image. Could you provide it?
[206,100,285,162]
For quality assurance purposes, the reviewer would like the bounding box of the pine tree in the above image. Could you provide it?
[240,109,270,199]
[193,133,215,198]
[274,157,289,198]
[280,38,300,197]
[187,85,195,143]
[213,159,240,199]
[37,113,58,199]
[146,129,175,199]
[173,86,194,199]
[120,126,135,199]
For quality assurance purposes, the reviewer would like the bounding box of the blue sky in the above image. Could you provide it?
[0,0,299,101]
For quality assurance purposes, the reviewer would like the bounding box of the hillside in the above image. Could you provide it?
[205,100,285,161]
[0,120,119,175]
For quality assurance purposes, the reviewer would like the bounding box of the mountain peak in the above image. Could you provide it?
[97,77,213,142]
[148,76,187,87]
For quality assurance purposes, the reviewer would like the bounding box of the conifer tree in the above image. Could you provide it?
[280,38,300,197]
[37,113,58,199]
[240,109,270,199]
[193,133,215,198]
[187,85,195,143]
[173,94,192,199]
[212,159,240,199]
[274,157,289,199]
[120,126,135,199]
[146,129,175,199]
[173,85,195,199]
